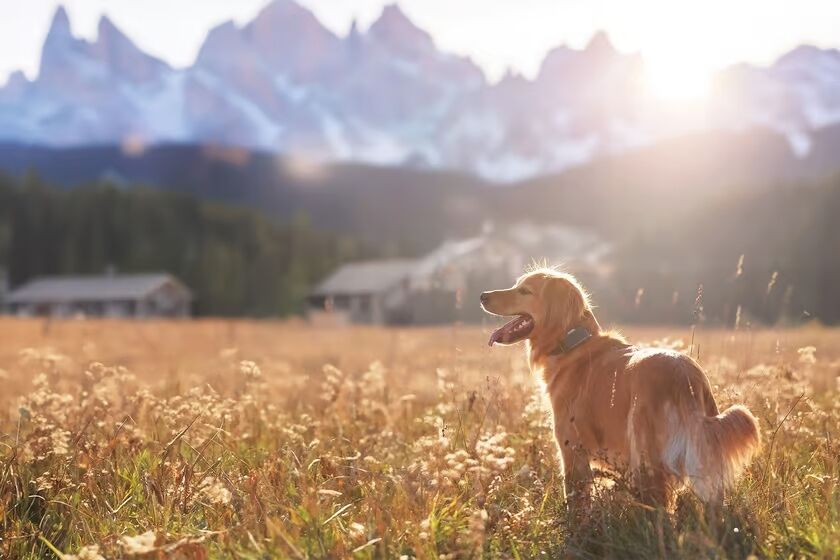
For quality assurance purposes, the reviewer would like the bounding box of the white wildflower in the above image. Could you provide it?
[64,545,106,560]
[120,530,157,555]
[239,360,262,381]
[51,429,71,456]
[347,522,366,541]
[199,477,232,505]
[797,346,817,365]
[360,361,386,400]
[322,364,346,403]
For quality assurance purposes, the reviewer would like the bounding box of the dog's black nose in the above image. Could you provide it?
[480,292,490,304]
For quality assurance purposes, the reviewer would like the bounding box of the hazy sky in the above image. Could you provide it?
[1,0,838,88]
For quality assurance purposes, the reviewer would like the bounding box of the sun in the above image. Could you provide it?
[643,53,713,101]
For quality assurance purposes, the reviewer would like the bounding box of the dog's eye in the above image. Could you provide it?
[517,287,532,295]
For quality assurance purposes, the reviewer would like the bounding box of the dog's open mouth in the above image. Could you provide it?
[488,314,534,346]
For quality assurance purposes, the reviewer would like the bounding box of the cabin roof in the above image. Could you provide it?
[5,273,191,304]
[311,260,418,297]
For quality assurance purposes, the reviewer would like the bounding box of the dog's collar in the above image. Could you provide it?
[550,326,593,355]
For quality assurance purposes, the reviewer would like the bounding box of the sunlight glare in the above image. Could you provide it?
[643,53,713,101]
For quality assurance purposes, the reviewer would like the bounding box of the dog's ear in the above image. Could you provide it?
[542,276,586,334]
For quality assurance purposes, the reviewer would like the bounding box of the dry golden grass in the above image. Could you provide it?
[1,318,838,559]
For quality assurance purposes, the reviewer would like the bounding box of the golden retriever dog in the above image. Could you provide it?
[481,268,760,511]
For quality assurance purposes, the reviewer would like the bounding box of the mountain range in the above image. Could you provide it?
[1,2,840,181]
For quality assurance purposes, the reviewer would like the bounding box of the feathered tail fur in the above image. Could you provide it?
[667,404,761,501]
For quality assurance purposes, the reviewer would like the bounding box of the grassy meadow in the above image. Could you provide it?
[0,318,838,559]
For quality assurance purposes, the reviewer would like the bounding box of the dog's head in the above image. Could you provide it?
[480,269,592,347]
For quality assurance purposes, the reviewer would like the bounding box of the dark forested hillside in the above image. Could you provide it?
[0,172,372,316]
[603,172,840,326]
[1,127,838,255]
[0,143,491,255]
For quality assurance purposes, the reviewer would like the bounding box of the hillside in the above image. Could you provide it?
[0,143,490,254]
[2,124,837,252]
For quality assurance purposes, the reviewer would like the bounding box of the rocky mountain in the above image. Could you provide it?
[711,46,840,155]
[1,1,839,181]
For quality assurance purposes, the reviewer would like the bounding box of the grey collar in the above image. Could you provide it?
[551,326,593,355]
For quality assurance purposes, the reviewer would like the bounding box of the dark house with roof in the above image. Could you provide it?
[308,259,417,324]
[4,273,192,318]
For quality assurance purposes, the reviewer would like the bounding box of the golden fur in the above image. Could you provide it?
[481,268,761,509]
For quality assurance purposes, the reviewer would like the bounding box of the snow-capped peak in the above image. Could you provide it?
[585,30,616,56]
[247,0,339,45]
[3,70,28,89]
[92,15,170,83]
[368,4,435,54]
[45,6,72,43]
[38,6,91,84]
[774,44,840,69]
[97,15,122,41]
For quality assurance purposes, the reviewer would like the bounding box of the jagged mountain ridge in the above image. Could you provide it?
[1,1,839,181]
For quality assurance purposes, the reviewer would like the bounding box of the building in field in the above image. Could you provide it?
[308,259,417,325]
[308,223,612,325]
[4,273,193,318]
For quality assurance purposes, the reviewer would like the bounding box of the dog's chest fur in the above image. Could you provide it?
[531,339,636,467]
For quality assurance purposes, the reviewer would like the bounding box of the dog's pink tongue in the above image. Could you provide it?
[488,326,506,347]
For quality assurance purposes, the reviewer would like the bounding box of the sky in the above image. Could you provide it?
[1,0,838,95]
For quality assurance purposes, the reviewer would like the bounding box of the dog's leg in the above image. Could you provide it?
[628,403,680,511]
[704,488,725,532]
[560,443,593,515]
[635,462,678,511]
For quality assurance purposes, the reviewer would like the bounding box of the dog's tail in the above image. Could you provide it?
[680,405,761,501]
